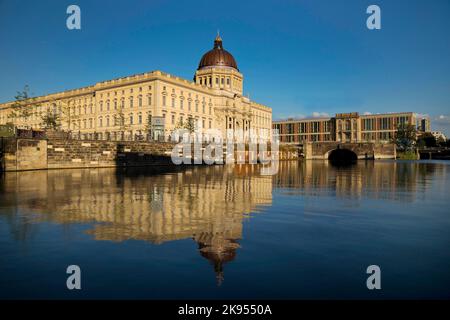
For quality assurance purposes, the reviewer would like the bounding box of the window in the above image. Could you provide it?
[202,104,205,113]
[299,122,307,133]
[380,118,391,130]
[147,95,152,106]
[99,117,103,127]
[209,120,211,128]
[188,101,191,111]
[227,78,230,86]
[138,96,142,107]
[162,95,166,106]
[138,114,142,124]
[99,101,103,112]
[195,103,198,112]
[363,119,374,131]
[180,99,183,110]
[106,116,110,127]
[172,97,175,108]
[171,114,175,124]
[114,100,117,109]
[209,106,211,115]
[130,114,134,125]
[107,101,110,111]
[130,97,133,108]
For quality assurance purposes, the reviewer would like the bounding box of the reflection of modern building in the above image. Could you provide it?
[3,165,272,284]
[0,35,272,141]
[273,160,436,202]
[273,112,417,144]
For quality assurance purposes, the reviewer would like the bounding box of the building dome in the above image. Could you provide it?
[197,35,239,71]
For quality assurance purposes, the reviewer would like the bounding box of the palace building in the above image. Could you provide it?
[273,112,419,144]
[0,35,272,141]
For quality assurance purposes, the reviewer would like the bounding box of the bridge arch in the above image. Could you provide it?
[327,148,357,164]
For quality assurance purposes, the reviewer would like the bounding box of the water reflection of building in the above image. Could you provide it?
[273,161,440,202]
[1,165,272,284]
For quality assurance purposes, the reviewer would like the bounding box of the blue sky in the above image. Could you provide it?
[0,0,449,134]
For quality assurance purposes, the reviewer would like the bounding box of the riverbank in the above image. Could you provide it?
[0,137,299,172]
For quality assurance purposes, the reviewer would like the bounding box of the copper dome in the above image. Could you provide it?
[197,35,239,71]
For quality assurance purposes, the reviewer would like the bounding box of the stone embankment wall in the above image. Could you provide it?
[47,139,175,169]
[0,138,299,172]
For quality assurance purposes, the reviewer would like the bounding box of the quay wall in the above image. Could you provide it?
[0,138,298,172]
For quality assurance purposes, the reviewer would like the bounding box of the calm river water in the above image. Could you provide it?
[0,160,449,299]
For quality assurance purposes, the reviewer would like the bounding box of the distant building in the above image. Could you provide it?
[418,117,431,133]
[431,131,447,142]
[273,112,417,144]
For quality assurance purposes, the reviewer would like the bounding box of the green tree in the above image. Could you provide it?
[417,132,436,148]
[41,110,61,130]
[394,123,417,151]
[183,116,196,133]
[145,113,152,139]
[8,85,40,127]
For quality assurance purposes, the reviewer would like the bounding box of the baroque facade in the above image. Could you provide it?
[273,112,418,144]
[0,35,272,141]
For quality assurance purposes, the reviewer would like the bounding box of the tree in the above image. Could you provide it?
[8,85,40,128]
[175,118,184,129]
[41,110,61,130]
[145,113,153,140]
[394,123,417,151]
[417,132,436,148]
[184,116,196,133]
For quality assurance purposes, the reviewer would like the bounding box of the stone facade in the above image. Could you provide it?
[1,138,48,171]
[302,142,396,160]
[1,137,298,172]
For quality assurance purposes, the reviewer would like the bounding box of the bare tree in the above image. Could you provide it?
[8,85,40,128]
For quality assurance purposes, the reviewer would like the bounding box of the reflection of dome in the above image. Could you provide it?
[196,237,240,286]
[197,35,239,71]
